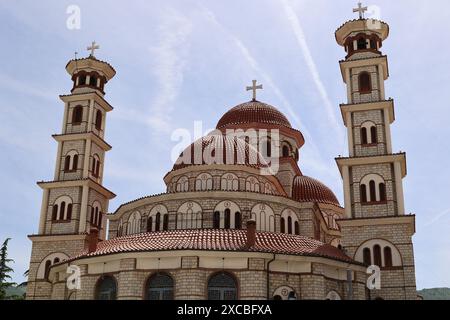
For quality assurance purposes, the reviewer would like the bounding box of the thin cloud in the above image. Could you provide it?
[146,9,193,134]
[280,0,344,146]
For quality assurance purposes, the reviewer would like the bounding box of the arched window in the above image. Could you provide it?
[145,274,174,300]
[78,74,86,85]
[369,180,376,202]
[64,156,71,171]
[282,145,289,157]
[235,212,241,229]
[176,202,202,229]
[176,176,189,192]
[280,217,285,233]
[208,273,237,300]
[373,244,382,267]
[66,203,73,220]
[92,154,101,178]
[195,173,213,191]
[287,216,292,234]
[221,173,239,191]
[361,127,368,145]
[360,184,368,203]
[294,221,299,235]
[72,106,83,124]
[59,202,66,221]
[370,126,377,143]
[379,183,386,202]
[52,205,58,220]
[53,257,60,264]
[95,276,117,300]
[224,209,231,229]
[251,203,275,232]
[127,212,142,235]
[90,202,102,227]
[384,247,393,267]
[363,248,372,265]
[357,37,367,50]
[72,154,78,171]
[95,110,102,130]
[163,214,169,231]
[359,72,371,93]
[213,211,220,229]
[89,74,97,87]
[147,217,153,232]
[245,177,260,192]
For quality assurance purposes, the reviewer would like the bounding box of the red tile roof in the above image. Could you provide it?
[292,175,340,206]
[216,100,292,129]
[71,229,355,264]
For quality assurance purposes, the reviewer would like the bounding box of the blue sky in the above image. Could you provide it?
[0,0,449,290]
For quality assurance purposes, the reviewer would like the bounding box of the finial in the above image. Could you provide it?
[246,80,263,101]
[353,2,368,19]
[87,41,100,57]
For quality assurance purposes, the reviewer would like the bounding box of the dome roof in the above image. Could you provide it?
[292,175,340,206]
[216,100,292,129]
[172,133,269,171]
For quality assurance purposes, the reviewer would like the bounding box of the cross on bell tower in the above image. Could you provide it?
[87,41,100,57]
[246,80,263,101]
[353,2,368,19]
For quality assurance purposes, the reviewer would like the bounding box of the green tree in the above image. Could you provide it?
[0,238,16,300]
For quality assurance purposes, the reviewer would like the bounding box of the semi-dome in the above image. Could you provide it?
[216,100,292,129]
[292,175,340,206]
[172,133,269,171]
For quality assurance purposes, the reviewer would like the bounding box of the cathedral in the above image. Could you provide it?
[26,7,417,300]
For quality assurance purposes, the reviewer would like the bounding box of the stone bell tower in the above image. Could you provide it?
[334,6,417,299]
[27,42,116,299]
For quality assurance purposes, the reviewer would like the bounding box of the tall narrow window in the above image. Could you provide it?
[294,221,299,235]
[72,154,78,171]
[373,245,382,267]
[224,209,231,229]
[282,145,289,157]
[213,211,220,229]
[384,247,393,267]
[95,160,100,177]
[95,110,102,130]
[64,156,71,172]
[361,127,368,145]
[287,216,292,234]
[79,75,86,85]
[163,214,169,231]
[360,184,368,203]
[280,218,285,233]
[369,180,376,202]
[72,106,83,124]
[379,183,386,202]
[370,126,377,143]
[235,212,241,229]
[266,139,272,157]
[90,207,95,224]
[363,248,372,265]
[67,203,72,220]
[90,75,97,87]
[155,213,161,232]
[358,72,371,93]
[52,205,58,220]
[59,202,66,220]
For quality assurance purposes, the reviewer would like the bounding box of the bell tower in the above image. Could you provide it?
[334,6,417,300]
[27,43,116,299]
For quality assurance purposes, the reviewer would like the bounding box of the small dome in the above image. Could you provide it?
[172,133,269,171]
[217,100,292,129]
[292,175,340,206]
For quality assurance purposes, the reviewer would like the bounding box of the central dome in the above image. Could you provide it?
[216,100,292,129]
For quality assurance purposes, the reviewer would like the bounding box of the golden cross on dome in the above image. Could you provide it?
[353,2,368,19]
[246,80,263,101]
[87,41,100,57]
